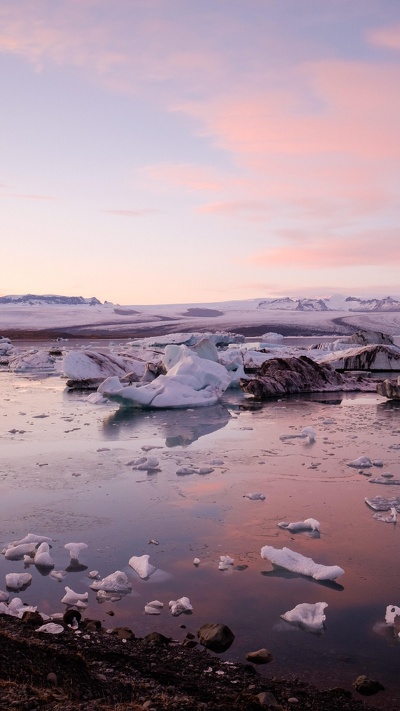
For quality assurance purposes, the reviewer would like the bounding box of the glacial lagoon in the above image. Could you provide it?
[1,344,400,709]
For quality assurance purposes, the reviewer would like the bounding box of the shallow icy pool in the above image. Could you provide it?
[1,369,400,708]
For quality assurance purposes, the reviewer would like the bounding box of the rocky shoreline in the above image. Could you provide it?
[0,615,384,711]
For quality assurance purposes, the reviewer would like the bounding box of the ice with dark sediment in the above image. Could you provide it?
[169,596,193,616]
[365,495,400,512]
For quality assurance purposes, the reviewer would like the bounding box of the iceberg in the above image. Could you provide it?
[260,546,344,581]
[169,596,193,616]
[99,350,231,409]
[89,571,132,592]
[281,602,328,632]
[128,554,156,579]
[34,542,55,568]
[5,573,32,590]
[61,586,88,607]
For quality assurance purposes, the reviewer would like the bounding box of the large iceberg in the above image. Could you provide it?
[261,546,344,581]
[99,347,231,409]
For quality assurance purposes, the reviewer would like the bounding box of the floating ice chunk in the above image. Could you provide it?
[4,543,36,560]
[131,456,160,471]
[197,466,214,475]
[0,590,9,602]
[281,602,328,632]
[373,460,384,467]
[89,571,132,592]
[176,466,196,476]
[129,554,156,579]
[0,597,37,618]
[280,426,316,443]
[219,555,234,570]
[193,558,201,566]
[278,518,320,532]
[373,507,398,523]
[145,600,164,615]
[260,546,344,581]
[50,570,67,581]
[64,542,88,561]
[244,493,266,500]
[34,542,54,568]
[12,533,53,546]
[36,623,64,634]
[365,495,400,512]
[386,605,400,625]
[61,586,89,607]
[169,596,193,616]
[88,570,100,579]
[6,573,32,590]
[369,477,400,485]
[347,456,373,468]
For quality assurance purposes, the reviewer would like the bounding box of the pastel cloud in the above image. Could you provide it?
[247,228,400,269]
[142,163,244,193]
[368,23,400,51]
[101,208,161,217]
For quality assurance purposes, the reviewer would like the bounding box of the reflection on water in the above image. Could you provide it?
[102,403,231,446]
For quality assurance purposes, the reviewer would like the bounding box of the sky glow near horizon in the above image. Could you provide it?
[1,0,400,305]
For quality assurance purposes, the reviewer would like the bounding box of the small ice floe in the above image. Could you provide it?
[3,543,37,560]
[0,590,9,602]
[365,495,400,512]
[129,554,156,579]
[373,507,397,523]
[144,600,164,615]
[89,571,132,593]
[193,558,201,566]
[36,623,64,634]
[61,586,89,607]
[369,477,400,485]
[210,458,224,466]
[148,539,159,546]
[11,533,53,546]
[278,518,320,533]
[169,596,193,616]
[88,570,100,579]
[129,456,160,471]
[176,466,196,476]
[260,546,344,581]
[280,426,316,443]
[385,605,400,627]
[347,456,373,468]
[5,573,32,590]
[218,555,234,571]
[0,597,37,618]
[50,570,67,581]
[281,602,328,633]
[34,542,54,568]
[243,493,266,501]
[64,542,88,561]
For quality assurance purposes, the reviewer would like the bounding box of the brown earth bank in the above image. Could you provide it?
[0,616,386,711]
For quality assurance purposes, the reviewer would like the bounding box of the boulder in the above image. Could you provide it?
[197,623,235,652]
[245,648,273,664]
[353,675,384,696]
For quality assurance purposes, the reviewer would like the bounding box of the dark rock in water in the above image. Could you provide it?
[81,618,102,632]
[114,626,135,640]
[353,675,384,695]
[377,378,400,399]
[143,631,171,646]
[245,648,273,664]
[63,609,82,627]
[21,611,44,626]
[240,356,365,398]
[197,623,235,652]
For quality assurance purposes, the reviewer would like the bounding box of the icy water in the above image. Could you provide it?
[1,360,400,708]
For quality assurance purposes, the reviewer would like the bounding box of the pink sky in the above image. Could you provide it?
[0,1,399,304]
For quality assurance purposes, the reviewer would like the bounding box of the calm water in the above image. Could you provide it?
[1,357,400,708]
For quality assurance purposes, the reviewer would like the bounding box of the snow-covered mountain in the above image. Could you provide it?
[257,295,400,312]
[0,294,101,306]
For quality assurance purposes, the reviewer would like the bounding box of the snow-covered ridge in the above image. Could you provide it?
[257,295,400,312]
[0,294,101,305]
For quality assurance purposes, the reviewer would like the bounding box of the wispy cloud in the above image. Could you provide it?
[142,163,244,193]
[1,192,55,200]
[247,228,400,268]
[101,208,161,216]
[367,23,400,51]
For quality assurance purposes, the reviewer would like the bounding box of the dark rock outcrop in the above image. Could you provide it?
[197,623,235,652]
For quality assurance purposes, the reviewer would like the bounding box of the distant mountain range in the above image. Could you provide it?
[257,295,400,312]
[1,293,400,312]
[0,294,101,305]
